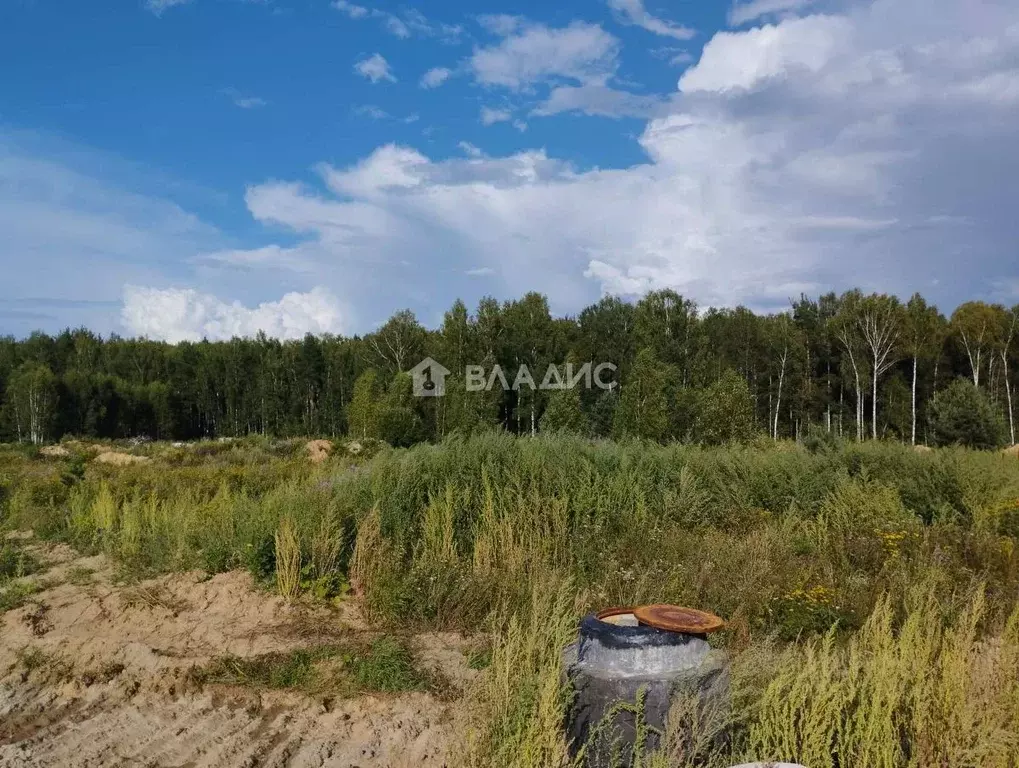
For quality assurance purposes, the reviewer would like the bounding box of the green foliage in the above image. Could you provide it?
[345,636,424,692]
[802,424,841,454]
[0,538,39,580]
[377,372,426,447]
[613,349,673,441]
[2,362,58,444]
[540,384,588,435]
[347,369,382,440]
[930,378,1005,449]
[0,288,1014,449]
[440,374,500,437]
[767,586,855,640]
[694,369,757,445]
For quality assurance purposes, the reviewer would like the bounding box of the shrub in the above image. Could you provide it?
[694,370,757,445]
[930,378,1005,449]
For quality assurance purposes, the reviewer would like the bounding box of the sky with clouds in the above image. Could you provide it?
[1,0,1017,341]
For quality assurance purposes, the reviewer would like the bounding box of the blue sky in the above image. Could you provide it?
[1,0,1018,340]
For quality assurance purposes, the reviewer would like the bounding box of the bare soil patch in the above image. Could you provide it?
[0,539,473,767]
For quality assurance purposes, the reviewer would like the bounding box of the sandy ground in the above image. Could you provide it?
[0,540,474,767]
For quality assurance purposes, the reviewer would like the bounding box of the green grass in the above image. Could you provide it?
[0,579,41,613]
[0,537,43,612]
[196,645,340,690]
[0,538,39,580]
[192,636,429,696]
[346,636,425,692]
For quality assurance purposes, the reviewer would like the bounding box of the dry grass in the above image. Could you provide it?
[456,578,577,768]
[93,451,150,466]
[744,586,1019,767]
[120,584,188,615]
[274,517,301,601]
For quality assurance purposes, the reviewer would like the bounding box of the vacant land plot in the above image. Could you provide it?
[2,433,1019,766]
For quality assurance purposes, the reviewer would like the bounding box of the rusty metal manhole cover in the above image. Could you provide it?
[632,604,725,635]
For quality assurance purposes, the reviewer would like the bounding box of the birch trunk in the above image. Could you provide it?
[1006,371,1015,445]
[911,355,918,445]
[773,346,788,440]
[872,357,879,441]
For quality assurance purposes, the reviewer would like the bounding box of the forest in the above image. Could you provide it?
[1,289,1017,448]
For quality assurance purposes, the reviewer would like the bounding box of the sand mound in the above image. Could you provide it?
[0,539,468,767]
[1003,444,1019,457]
[38,446,70,458]
[306,440,333,464]
[93,452,149,466]
[913,444,933,453]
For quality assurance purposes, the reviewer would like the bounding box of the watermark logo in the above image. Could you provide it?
[410,357,451,397]
[412,359,616,396]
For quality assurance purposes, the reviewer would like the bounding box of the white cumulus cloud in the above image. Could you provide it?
[728,0,816,26]
[354,53,396,83]
[679,15,850,93]
[333,2,462,42]
[535,82,668,118]
[480,107,513,125]
[607,0,695,40]
[121,286,347,342]
[470,21,619,90]
[201,0,1019,326]
[420,67,452,89]
[333,0,368,19]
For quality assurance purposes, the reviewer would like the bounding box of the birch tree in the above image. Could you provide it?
[767,313,803,440]
[951,301,999,387]
[366,310,427,375]
[857,294,903,440]
[4,362,57,445]
[997,305,1019,445]
[830,291,868,441]
[902,294,944,445]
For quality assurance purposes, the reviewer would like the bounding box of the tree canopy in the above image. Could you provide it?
[0,290,1016,448]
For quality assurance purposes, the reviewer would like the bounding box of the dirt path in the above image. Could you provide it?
[0,540,472,767]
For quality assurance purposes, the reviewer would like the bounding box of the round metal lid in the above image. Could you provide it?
[632,604,725,635]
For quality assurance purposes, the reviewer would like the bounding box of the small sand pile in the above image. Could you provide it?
[1003,444,1019,457]
[913,444,933,453]
[39,446,70,458]
[306,440,333,464]
[94,452,150,466]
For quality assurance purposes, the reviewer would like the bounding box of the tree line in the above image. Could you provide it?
[1,290,1016,447]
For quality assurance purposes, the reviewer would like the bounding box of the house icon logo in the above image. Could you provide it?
[410,357,451,397]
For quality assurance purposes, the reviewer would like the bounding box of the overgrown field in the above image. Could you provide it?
[3,433,1019,766]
